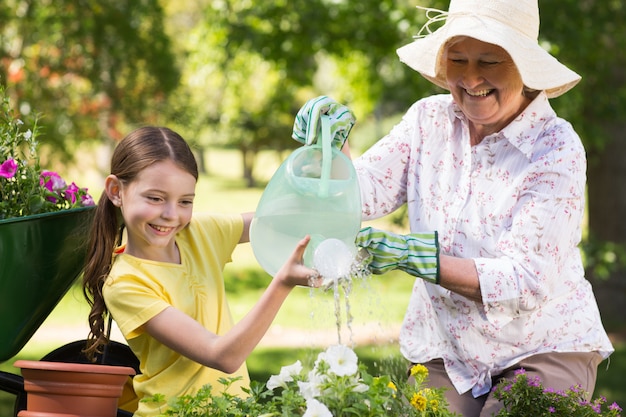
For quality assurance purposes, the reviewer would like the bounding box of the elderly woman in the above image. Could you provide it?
[293,0,614,415]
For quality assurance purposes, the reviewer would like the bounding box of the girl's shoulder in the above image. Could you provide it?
[186,212,242,237]
[179,212,244,259]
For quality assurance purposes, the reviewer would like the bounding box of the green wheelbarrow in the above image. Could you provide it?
[0,207,140,416]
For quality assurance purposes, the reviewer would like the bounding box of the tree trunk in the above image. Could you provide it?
[588,124,626,241]
[586,123,626,333]
[195,146,207,175]
[241,147,256,188]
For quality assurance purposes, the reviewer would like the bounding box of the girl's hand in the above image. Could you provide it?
[274,235,322,288]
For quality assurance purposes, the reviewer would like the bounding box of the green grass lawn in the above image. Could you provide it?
[2,148,624,414]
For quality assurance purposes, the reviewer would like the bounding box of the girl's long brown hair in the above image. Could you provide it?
[82,126,198,360]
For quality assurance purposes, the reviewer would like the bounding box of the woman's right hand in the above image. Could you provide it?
[292,96,356,150]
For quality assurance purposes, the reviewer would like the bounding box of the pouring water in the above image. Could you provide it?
[312,238,373,346]
[313,238,358,289]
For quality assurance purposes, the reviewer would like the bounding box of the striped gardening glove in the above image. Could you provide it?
[292,95,356,149]
[355,227,440,284]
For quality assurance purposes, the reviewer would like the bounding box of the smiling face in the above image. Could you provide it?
[444,37,531,142]
[106,159,196,263]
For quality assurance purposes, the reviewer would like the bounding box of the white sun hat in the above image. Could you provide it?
[396,0,581,98]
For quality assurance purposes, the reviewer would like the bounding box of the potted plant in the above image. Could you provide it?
[146,344,623,417]
[492,368,622,417]
[13,359,135,417]
[0,86,135,416]
[145,344,460,417]
[0,84,96,362]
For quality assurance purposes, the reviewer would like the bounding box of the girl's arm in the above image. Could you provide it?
[143,235,319,374]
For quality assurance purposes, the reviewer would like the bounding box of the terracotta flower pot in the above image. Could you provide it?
[14,359,136,417]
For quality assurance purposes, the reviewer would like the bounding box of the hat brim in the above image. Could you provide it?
[397,15,581,98]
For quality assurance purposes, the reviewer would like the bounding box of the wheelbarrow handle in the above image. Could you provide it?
[0,370,23,396]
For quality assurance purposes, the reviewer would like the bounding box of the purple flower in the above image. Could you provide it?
[40,170,66,192]
[570,384,583,393]
[528,376,541,387]
[609,402,622,412]
[81,192,95,207]
[548,406,556,413]
[0,158,18,178]
[65,182,79,204]
[514,368,526,376]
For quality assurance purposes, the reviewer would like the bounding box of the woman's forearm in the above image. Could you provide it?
[438,254,482,303]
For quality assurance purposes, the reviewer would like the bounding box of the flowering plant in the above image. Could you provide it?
[148,344,459,417]
[0,87,94,220]
[492,368,622,417]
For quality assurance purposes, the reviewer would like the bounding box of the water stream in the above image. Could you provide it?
[332,277,353,346]
[313,238,370,347]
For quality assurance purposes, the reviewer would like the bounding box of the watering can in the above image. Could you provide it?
[250,115,361,277]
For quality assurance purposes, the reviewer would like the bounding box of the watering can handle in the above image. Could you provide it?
[319,115,332,197]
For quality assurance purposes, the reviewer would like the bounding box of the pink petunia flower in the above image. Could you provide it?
[81,193,95,207]
[0,158,18,178]
[64,182,80,204]
[39,170,66,192]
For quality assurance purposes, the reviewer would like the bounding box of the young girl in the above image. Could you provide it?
[82,126,321,416]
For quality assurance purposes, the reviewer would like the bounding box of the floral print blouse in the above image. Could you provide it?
[353,92,614,397]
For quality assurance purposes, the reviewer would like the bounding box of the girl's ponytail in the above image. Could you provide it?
[81,193,122,360]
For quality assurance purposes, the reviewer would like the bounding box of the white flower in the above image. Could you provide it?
[266,360,302,390]
[303,398,333,417]
[298,381,318,401]
[352,382,369,393]
[298,368,326,400]
[320,344,358,376]
[308,368,327,385]
[280,359,303,378]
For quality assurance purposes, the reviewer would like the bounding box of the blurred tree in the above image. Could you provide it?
[162,0,301,185]
[163,0,447,185]
[540,0,626,328]
[0,0,180,158]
